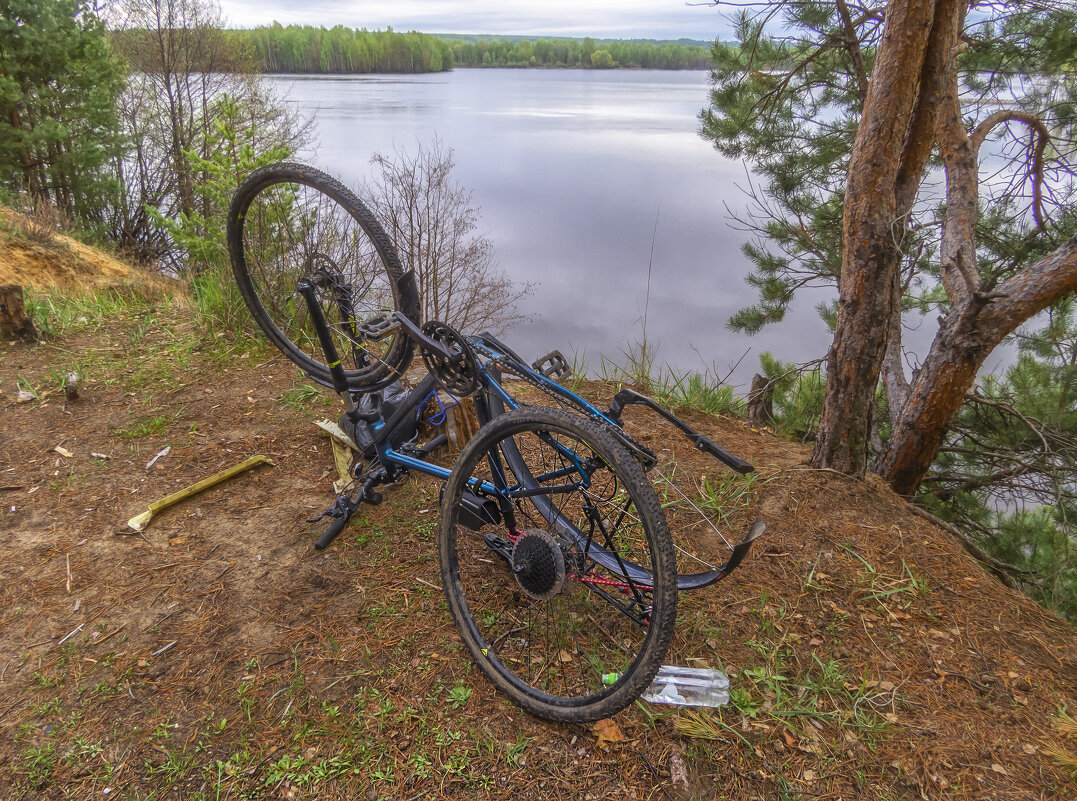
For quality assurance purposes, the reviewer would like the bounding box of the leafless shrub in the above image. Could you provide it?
[11,194,65,247]
[105,0,311,270]
[360,139,532,335]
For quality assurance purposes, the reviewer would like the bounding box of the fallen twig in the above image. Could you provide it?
[58,623,84,647]
[151,640,178,657]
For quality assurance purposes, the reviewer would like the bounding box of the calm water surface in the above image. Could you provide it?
[266,70,835,387]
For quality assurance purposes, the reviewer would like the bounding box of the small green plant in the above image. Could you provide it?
[279,382,328,410]
[32,699,62,717]
[31,670,60,689]
[698,472,765,527]
[447,682,472,709]
[505,736,529,766]
[16,376,39,400]
[152,748,193,783]
[21,743,57,788]
[113,413,176,438]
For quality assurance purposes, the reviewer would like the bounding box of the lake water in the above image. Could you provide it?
[265,69,837,388]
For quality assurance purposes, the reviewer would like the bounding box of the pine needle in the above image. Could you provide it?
[674,709,725,740]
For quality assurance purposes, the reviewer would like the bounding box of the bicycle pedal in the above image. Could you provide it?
[532,350,570,381]
[357,315,399,340]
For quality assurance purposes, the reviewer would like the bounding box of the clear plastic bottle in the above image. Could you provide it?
[639,665,731,707]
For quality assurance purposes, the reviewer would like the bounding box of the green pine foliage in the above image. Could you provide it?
[922,302,1077,618]
[0,0,125,231]
[756,352,826,440]
[702,3,1076,335]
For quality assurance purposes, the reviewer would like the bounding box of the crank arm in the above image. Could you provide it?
[385,311,458,361]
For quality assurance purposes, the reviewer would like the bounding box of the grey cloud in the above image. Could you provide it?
[217,1,732,39]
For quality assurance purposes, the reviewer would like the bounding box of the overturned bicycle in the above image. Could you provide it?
[226,162,765,723]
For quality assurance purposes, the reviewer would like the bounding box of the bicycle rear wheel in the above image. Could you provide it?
[227,162,420,391]
[482,374,755,588]
[439,407,677,723]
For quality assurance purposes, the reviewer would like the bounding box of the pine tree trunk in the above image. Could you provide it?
[810,0,945,475]
[878,234,1077,495]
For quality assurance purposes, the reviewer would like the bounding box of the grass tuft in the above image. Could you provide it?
[25,284,165,336]
[1053,708,1077,739]
[598,341,745,418]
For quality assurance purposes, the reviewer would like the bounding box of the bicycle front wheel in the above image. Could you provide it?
[439,407,677,723]
[227,162,420,391]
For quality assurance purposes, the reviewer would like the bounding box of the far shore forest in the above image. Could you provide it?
[179,26,712,73]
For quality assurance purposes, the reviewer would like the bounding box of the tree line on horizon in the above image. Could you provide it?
[222,25,712,74]
[230,25,453,74]
[444,36,711,69]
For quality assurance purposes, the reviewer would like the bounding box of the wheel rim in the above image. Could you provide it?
[235,173,406,382]
[445,416,667,709]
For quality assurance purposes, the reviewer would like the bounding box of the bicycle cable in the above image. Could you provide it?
[470,340,657,466]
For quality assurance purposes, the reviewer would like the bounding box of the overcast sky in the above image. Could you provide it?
[216,1,733,40]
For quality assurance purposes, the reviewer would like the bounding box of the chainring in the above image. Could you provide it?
[421,321,481,396]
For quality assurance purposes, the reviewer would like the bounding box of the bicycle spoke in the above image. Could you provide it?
[230,164,417,391]
[441,407,676,720]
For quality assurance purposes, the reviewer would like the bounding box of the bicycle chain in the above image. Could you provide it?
[472,341,659,471]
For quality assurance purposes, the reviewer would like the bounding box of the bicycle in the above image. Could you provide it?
[226,162,765,723]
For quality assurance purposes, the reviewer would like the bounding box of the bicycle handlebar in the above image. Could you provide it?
[606,388,754,474]
[315,513,350,551]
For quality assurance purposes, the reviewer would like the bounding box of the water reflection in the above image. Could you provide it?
[266,69,837,388]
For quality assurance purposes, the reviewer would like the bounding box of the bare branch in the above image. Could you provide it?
[970,109,1051,230]
[835,0,869,100]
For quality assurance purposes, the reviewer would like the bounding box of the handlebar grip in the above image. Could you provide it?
[315,514,350,550]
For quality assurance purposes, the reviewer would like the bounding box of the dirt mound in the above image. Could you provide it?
[0,305,1075,799]
[0,208,152,290]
